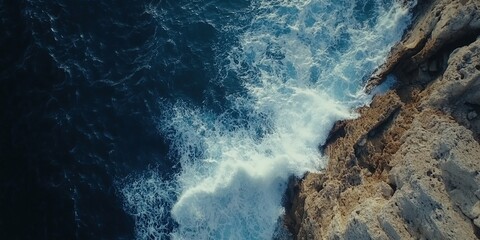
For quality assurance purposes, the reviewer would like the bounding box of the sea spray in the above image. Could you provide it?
[121,0,415,239]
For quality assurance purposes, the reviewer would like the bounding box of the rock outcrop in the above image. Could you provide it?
[287,0,480,239]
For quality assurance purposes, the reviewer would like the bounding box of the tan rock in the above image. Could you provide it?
[388,110,479,239]
[286,1,480,239]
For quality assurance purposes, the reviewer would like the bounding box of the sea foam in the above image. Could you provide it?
[121,0,414,239]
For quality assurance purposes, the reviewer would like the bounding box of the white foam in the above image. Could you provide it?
[121,0,414,239]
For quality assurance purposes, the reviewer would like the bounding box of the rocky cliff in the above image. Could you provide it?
[286,0,480,239]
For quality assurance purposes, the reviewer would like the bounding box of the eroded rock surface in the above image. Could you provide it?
[287,0,480,239]
[367,0,480,90]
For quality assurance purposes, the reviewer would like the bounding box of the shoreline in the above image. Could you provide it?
[286,0,480,239]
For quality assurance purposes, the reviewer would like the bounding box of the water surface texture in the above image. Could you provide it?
[0,0,413,239]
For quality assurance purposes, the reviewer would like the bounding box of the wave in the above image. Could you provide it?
[121,0,415,239]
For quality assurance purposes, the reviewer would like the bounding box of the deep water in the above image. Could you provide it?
[0,0,414,239]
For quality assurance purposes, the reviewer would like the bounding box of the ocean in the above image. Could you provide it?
[0,0,413,239]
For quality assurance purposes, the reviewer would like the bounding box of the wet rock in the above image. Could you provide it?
[468,111,477,120]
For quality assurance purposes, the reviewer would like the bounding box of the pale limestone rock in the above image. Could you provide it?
[388,111,479,239]
[342,199,390,240]
[377,201,412,240]
[424,37,480,108]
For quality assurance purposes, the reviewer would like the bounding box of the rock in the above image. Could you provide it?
[358,137,367,147]
[424,37,480,109]
[428,60,438,72]
[468,111,477,120]
[286,1,480,239]
[367,0,480,89]
[388,110,479,239]
[378,182,393,198]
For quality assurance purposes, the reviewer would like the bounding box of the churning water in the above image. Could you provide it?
[120,0,414,239]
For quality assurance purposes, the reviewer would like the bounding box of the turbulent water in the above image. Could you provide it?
[0,0,413,239]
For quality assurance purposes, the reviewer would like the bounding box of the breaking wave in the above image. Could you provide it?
[121,0,414,239]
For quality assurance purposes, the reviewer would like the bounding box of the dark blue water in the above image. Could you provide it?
[0,0,412,239]
[1,0,250,238]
